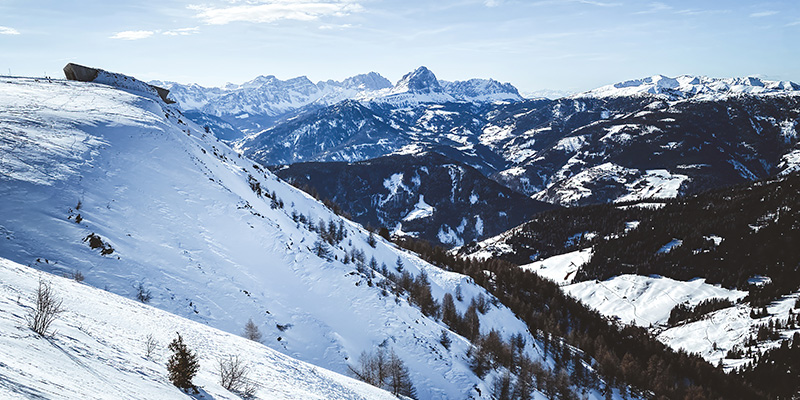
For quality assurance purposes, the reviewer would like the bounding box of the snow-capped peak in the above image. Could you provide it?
[392,66,443,94]
[441,78,523,102]
[340,72,393,91]
[578,74,800,100]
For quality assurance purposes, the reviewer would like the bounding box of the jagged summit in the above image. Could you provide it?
[578,74,800,100]
[339,71,393,91]
[392,66,443,94]
[441,78,522,102]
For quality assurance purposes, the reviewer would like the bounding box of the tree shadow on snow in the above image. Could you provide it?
[188,387,221,400]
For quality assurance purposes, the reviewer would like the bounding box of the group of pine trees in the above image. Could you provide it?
[667,298,734,326]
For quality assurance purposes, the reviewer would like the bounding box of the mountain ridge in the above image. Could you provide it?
[152,66,524,135]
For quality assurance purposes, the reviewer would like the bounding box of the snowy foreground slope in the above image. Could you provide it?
[0,257,396,400]
[0,75,625,399]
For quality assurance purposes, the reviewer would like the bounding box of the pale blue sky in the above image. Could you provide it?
[1,0,798,92]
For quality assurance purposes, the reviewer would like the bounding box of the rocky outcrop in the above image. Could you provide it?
[63,63,174,104]
[63,63,99,82]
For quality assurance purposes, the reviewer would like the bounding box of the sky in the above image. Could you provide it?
[1,0,799,93]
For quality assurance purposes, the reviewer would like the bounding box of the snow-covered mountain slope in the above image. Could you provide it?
[578,74,800,101]
[238,73,799,207]
[273,152,556,247]
[464,172,800,379]
[519,249,799,370]
[565,273,747,327]
[658,290,800,369]
[441,78,523,103]
[366,67,522,106]
[0,74,602,399]
[488,90,800,205]
[153,67,522,137]
[237,99,408,165]
[519,248,593,285]
[239,100,509,175]
[0,257,396,400]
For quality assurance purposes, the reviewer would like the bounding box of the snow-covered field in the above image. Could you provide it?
[659,291,800,368]
[520,248,593,285]
[0,257,396,400]
[565,274,746,327]
[522,248,800,371]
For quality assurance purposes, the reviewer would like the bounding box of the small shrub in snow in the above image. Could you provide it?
[135,282,152,303]
[65,270,84,282]
[439,329,452,350]
[144,333,158,359]
[217,354,259,399]
[27,279,64,336]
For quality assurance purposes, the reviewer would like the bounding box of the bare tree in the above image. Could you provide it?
[349,348,386,387]
[144,333,158,359]
[242,318,263,342]
[387,349,416,398]
[27,279,64,336]
[217,354,259,399]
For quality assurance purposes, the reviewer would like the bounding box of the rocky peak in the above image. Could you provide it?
[393,66,443,94]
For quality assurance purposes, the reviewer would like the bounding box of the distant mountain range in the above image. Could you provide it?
[157,69,799,246]
[152,66,522,134]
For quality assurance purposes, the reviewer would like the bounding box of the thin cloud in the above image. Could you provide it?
[318,23,354,30]
[0,26,20,35]
[750,11,777,18]
[110,30,155,40]
[484,0,502,7]
[576,0,621,6]
[163,27,200,36]
[191,0,364,25]
[635,2,672,14]
[527,0,621,6]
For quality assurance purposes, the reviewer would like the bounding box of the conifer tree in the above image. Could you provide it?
[167,333,200,393]
[242,318,263,342]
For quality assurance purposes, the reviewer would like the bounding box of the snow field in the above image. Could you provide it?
[0,257,396,400]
